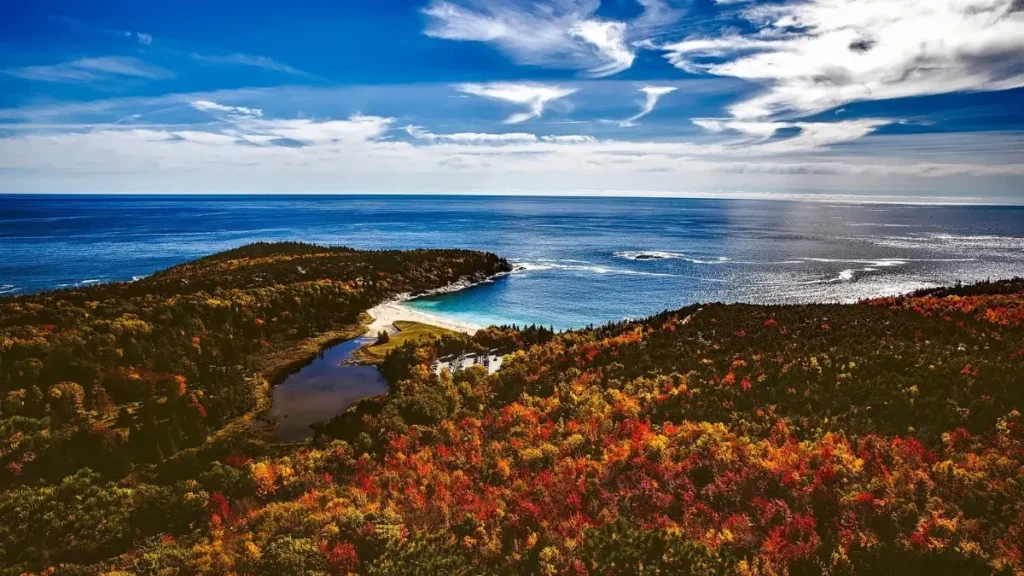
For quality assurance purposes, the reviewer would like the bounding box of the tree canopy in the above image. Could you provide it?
[2,259,1022,575]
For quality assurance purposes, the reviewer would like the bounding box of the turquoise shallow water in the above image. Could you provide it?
[3,194,1024,330]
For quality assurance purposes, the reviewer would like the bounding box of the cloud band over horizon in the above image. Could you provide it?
[0,0,1021,201]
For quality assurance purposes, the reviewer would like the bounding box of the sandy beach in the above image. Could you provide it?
[366,301,482,335]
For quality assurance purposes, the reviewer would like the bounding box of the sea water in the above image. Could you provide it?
[2,194,1023,330]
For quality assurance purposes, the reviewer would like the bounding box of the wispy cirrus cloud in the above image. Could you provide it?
[129,31,153,45]
[4,56,173,84]
[403,126,598,145]
[3,113,1021,197]
[693,118,892,152]
[422,0,678,77]
[191,100,264,118]
[405,125,539,143]
[567,20,634,77]
[661,0,1024,120]
[620,85,677,127]
[457,82,577,123]
[190,52,309,76]
[0,83,1020,199]
[239,115,395,145]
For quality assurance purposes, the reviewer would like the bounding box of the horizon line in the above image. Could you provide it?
[1,190,1021,207]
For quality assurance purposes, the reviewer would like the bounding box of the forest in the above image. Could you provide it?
[1,252,1023,574]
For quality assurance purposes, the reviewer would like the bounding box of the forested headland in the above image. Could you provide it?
[0,243,509,573]
[2,251,1023,574]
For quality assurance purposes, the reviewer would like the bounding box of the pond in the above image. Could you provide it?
[270,336,388,441]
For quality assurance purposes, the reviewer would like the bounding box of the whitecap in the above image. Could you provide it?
[511,262,555,273]
[79,279,101,285]
[799,258,907,267]
[615,251,730,264]
[614,250,687,261]
[865,233,1024,253]
[844,222,915,228]
[513,260,676,277]
[688,257,731,264]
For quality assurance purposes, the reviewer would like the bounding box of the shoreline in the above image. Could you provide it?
[365,272,508,336]
[366,301,482,335]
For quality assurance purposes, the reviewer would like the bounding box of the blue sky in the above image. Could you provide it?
[2,0,1023,201]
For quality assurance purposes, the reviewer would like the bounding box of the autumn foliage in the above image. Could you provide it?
[2,263,1023,575]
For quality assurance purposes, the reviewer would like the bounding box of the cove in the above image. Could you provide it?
[270,335,388,441]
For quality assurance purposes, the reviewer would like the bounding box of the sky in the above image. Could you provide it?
[1,0,1023,202]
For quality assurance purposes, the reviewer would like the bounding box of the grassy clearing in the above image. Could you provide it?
[354,320,457,363]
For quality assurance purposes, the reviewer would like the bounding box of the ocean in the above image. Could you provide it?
[2,194,1023,330]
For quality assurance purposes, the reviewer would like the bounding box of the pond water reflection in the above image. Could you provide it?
[270,336,388,441]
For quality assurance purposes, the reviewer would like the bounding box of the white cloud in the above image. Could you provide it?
[405,126,539,143]
[693,117,891,151]
[190,53,309,76]
[692,119,786,139]
[4,56,173,83]
[404,126,598,144]
[1,118,1021,197]
[620,85,677,127]
[191,100,264,118]
[631,0,685,33]
[2,109,1015,194]
[5,131,1021,200]
[242,115,394,145]
[457,82,577,123]
[0,86,1019,198]
[541,134,595,143]
[660,0,1024,119]
[422,0,676,77]
[171,131,240,146]
[135,32,153,45]
[751,119,891,153]
[568,20,634,77]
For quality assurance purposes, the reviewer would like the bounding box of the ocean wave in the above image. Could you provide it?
[614,251,730,264]
[751,262,892,286]
[800,258,907,268]
[863,233,1024,253]
[131,275,148,282]
[0,285,17,295]
[80,279,101,285]
[803,259,909,284]
[728,260,806,265]
[929,233,1023,242]
[534,258,589,264]
[615,251,686,260]
[513,260,676,277]
[844,222,915,228]
[512,262,555,273]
